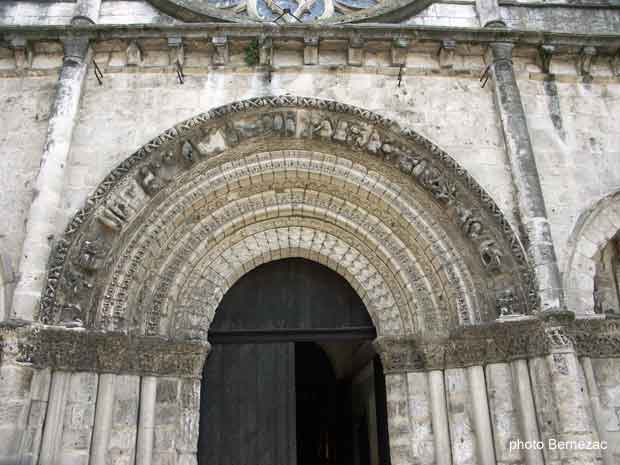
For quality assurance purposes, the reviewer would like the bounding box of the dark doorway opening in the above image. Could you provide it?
[198,259,391,465]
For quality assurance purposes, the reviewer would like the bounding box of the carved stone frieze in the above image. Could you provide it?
[0,324,209,378]
[2,317,618,375]
[374,316,620,373]
[40,96,535,330]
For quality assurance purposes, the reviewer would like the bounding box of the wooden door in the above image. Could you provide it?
[198,342,296,465]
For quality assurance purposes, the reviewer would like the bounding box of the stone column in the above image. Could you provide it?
[511,359,544,465]
[38,371,71,465]
[136,376,157,465]
[581,357,613,465]
[466,365,495,465]
[489,41,563,312]
[475,0,504,27]
[428,370,452,465]
[10,36,93,322]
[528,319,600,465]
[90,374,116,465]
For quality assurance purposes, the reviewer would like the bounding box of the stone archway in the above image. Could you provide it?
[564,189,620,315]
[41,95,533,336]
[25,95,537,465]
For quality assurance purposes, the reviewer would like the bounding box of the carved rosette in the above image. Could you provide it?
[41,96,535,335]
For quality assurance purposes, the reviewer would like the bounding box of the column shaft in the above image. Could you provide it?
[490,41,563,312]
[512,359,544,465]
[581,357,613,465]
[38,371,71,465]
[90,374,116,465]
[10,37,91,322]
[428,370,452,465]
[136,376,157,465]
[467,365,496,465]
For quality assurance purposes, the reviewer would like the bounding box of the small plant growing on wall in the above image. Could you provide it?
[244,39,260,66]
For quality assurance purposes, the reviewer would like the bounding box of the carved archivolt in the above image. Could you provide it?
[41,96,534,340]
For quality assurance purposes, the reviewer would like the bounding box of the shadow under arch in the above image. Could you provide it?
[40,95,534,339]
[199,257,392,465]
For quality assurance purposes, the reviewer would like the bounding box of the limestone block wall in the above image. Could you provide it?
[519,76,620,304]
[0,1,174,26]
[62,67,516,242]
[4,33,620,318]
[0,76,56,281]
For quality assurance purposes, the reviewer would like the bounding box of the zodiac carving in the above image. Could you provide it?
[456,206,483,239]
[313,118,334,139]
[98,200,129,232]
[545,327,572,348]
[496,289,516,317]
[182,141,195,163]
[137,163,164,196]
[59,303,84,327]
[63,268,93,298]
[479,239,503,272]
[75,238,104,271]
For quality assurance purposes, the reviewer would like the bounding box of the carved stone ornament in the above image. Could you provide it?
[2,318,617,376]
[374,317,620,373]
[0,324,210,378]
[146,0,428,24]
[40,95,535,332]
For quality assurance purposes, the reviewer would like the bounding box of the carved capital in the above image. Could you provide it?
[0,324,210,378]
[373,315,620,373]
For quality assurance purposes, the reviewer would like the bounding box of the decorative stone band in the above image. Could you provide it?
[375,316,620,373]
[0,324,210,378]
[2,318,619,376]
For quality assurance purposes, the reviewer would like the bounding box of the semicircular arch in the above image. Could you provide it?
[41,95,534,339]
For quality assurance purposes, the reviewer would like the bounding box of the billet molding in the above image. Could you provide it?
[39,96,536,332]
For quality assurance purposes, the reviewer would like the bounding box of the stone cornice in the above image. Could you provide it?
[375,316,620,373]
[0,324,210,378]
[1,24,619,51]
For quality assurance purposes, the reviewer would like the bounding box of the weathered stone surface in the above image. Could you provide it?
[0,325,209,378]
[1,7,620,465]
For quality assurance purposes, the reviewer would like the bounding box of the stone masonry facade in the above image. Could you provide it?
[1,1,620,465]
